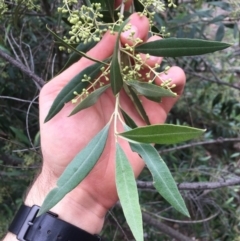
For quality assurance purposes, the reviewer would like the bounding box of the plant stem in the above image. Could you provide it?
[114,94,120,141]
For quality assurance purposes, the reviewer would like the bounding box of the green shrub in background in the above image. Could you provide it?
[0,0,240,240]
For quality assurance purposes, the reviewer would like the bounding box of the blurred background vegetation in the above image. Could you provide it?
[0,0,239,240]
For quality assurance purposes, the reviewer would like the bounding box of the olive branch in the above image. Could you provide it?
[38,1,231,240]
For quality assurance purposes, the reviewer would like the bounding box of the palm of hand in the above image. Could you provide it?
[38,15,185,210]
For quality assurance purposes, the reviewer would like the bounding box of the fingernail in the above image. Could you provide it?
[121,25,138,40]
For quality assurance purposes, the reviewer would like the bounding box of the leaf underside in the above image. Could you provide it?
[116,143,143,241]
[119,124,205,144]
[130,142,189,217]
[44,62,104,122]
[127,80,176,98]
[69,84,110,116]
[38,123,110,216]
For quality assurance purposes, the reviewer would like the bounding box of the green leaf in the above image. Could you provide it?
[120,108,138,129]
[60,40,97,72]
[135,38,231,57]
[69,84,110,116]
[116,143,143,241]
[46,25,105,64]
[133,0,144,12]
[233,23,239,39]
[105,0,115,22]
[130,142,189,217]
[100,10,131,24]
[9,126,30,145]
[119,124,205,144]
[209,15,226,24]
[127,80,177,99]
[0,45,11,55]
[38,123,110,216]
[44,62,104,122]
[124,85,150,125]
[208,1,231,10]
[110,19,129,95]
[144,95,161,103]
[215,24,225,42]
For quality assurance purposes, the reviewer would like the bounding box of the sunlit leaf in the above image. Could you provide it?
[110,19,129,95]
[44,62,104,122]
[130,142,189,217]
[116,143,143,241]
[47,25,105,64]
[127,80,177,99]
[69,84,110,116]
[125,85,150,125]
[119,124,205,144]
[135,38,231,57]
[38,123,110,216]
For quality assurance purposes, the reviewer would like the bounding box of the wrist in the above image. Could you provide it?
[25,171,106,234]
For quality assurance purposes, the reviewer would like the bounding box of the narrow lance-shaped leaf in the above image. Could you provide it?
[215,24,225,42]
[60,40,97,73]
[119,124,205,144]
[99,11,131,24]
[44,62,104,122]
[127,80,177,99]
[135,38,231,57]
[110,19,129,95]
[120,108,138,129]
[105,0,115,22]
[116,143,143,241]
[129,141,189,217]
[133,0,144,12]
[38,123,110,216]
[69,84,110,116]
[47,25,105,64]
[124,84,150,125]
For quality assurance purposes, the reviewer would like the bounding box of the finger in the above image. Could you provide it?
[141,66,186,124]
[47,32,117,89]
[157,66,186,112]
[115,0,133,10]
[120,13,149,46]
[140,35,163,67]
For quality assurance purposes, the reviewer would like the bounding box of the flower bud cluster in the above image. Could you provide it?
[137,0,165,24]
[0,0,40,17]
[59,2,105,45]
[0,1,7,15]
[167,0,177,8]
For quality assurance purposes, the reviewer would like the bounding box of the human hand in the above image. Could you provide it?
[25,8,186,235]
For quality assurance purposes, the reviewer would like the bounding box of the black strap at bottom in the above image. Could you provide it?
[9,204,101,241]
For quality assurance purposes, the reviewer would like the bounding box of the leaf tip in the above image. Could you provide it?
[44,114,52,123]
[36,207,46,217]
